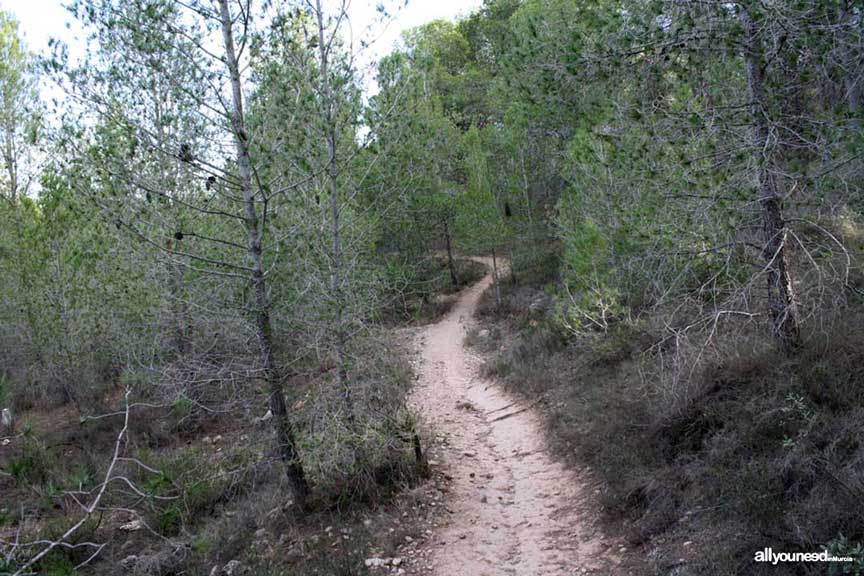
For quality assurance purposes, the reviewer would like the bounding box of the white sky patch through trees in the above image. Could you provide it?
[0,0,483,98]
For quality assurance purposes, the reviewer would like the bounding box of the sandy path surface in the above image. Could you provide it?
[407,267,622,576]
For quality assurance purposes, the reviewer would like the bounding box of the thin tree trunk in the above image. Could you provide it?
[155,89,190,358]
[519,146,533,225]
[217,0,309,503]
[3,123,17,206]
[444,219,459,289]
[839,1,862,115]
[740,5,801,352]
[315,0,353,418]
[168,259,190,356]
[491,248,502,308]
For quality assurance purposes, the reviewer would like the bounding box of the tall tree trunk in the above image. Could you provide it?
[444,219,459,289]
[315,0,353,417]
[217,0,309,503]
[491,248,502,308]
[740,5,801,352]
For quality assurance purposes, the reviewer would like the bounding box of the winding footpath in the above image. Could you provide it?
[407,265,623,575]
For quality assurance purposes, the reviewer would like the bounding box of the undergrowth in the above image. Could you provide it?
[470,244,864,576]
[380,255,487,324]
[0,332,429,575]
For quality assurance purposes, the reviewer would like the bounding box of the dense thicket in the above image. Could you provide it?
[1,0,863,574]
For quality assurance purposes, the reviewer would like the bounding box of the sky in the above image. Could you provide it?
[0,0,484,93]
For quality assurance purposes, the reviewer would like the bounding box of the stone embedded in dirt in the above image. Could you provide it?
[222,560,243,576]
[462,450,476,457]
[120,555,138,570]
[119,519,144,532]
[392,557,403,566]
[364,558,388,568]
[1,408,13,433]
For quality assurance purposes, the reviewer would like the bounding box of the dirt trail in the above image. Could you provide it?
[407,265,622,576]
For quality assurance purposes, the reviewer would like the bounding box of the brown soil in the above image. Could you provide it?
[407,262,623,575]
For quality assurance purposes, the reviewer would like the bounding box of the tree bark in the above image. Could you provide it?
[740,5,801,352]
[217,0,309,503]
[444,219,459,288]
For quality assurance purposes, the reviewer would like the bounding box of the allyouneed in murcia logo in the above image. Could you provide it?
[754,548,855,565]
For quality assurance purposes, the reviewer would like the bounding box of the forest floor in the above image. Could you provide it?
[403,261,624,576]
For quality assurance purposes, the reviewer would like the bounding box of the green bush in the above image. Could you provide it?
[7,438,52,486]
[825,534,864,576]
